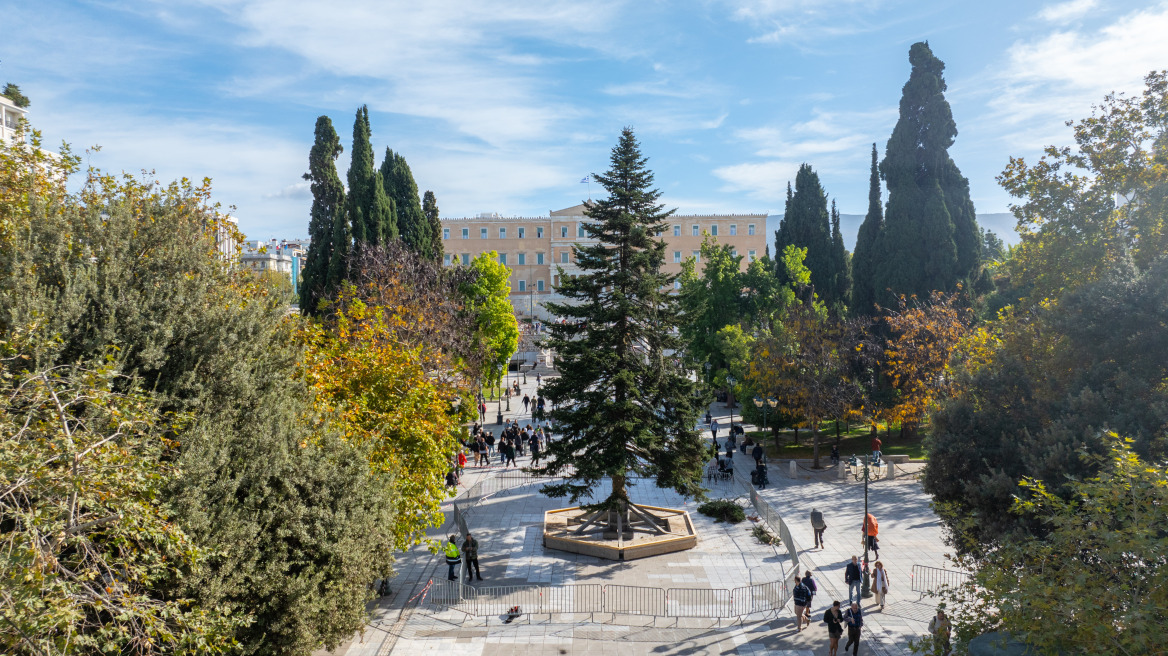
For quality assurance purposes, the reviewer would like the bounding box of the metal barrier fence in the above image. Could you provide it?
[426,580,794,620]
[910,564,971,599]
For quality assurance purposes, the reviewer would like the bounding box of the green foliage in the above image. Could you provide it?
[874,42,980,306]
[1,82,29,108]
[381,148,433,259]
[751,524,780,545]
[999,70,1168,304]
[300,116,347,314]
[347,106,396,246]
[776,164,840,304]
[679,237,745,385]
[938,440,1168,655]
[925,258,1168,549]
[0,362,241,654]
[423,190,443,261]
[697,499,745,523]
[461,251,518,386]
[0,133,396,655]
[536,127,707,510]
[851,143,883,316]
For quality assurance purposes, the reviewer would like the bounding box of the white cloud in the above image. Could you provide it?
[985,2,1168,146]
[1037,0,1097,23]
[712,160,802,200]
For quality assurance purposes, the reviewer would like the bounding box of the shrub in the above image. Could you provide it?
[752,524,780,545]
[698,499,746,523]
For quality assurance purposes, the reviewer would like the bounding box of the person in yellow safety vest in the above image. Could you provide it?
[444,535,462,581]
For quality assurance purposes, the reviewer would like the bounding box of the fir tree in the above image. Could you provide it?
[381,148,432,258]
[829,199,851,309]
[535,127,707,532]
[300,116,346,314]
[875,42,979,305]
[775,164,837,303]
[851,143,883,315]
[346,106,395,246]
[423,190,443,261]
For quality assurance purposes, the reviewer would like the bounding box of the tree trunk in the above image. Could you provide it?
[812,421,821,469]
[835,420,840,439]
[793,426,799,445]
[899,423,905,440]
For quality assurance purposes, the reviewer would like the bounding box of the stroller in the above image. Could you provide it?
[750,461,770,489]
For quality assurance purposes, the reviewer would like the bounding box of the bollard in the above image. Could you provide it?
[789,460,797,478]
[887,461,896,479]
[839,460,848,480]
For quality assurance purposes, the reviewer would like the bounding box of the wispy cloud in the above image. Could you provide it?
[1037,0,1097,23]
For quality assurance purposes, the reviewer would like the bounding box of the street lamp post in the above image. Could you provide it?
[753,397,777,430]
[861,457,873,598]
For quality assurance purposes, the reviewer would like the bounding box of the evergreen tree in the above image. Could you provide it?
[423,190,443,261]
[775,164,837,303]
[875,42,979,305]
[300,116,346,314]
[346,106,395,246]
[829,199,851,309]
[535,128,707,531]
[851,143,884,315]
[381,148,432,258]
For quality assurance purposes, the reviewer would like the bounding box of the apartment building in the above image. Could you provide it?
[440,204,768,320]
[0,95,27,145]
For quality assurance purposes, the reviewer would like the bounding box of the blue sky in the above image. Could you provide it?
[5,0,1166,244]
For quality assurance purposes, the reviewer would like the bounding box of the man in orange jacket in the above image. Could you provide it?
[864,513,879,557]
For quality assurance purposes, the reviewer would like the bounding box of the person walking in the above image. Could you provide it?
[864,513,880,557]
[710,418,719,441]
[843,602,863,656]
[872,560,889,610]
[803,570,818,623]
[462,533,482,582]
[751,442,764,468]
[792,576,811,632]
[845,556,862,605]
[823,601,845,656]
[529,431,542,466]
[830,443,840,466]
[485,432,496,459]
[503,438,517,468]
[928,608,952,656]
[871,435,882,461]
[810,508,827,548]
[444,535,462,581]
[522,394,531,414]
[536,372,541,387]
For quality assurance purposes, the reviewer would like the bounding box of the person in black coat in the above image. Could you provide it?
[751,443,764,467]
[823,601,845,656]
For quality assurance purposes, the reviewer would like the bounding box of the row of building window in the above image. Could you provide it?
[443,248,758,267]
[442,223,757,240]
[672,250,757,263]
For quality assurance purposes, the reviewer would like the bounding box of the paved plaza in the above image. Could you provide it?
[323,388,954,656]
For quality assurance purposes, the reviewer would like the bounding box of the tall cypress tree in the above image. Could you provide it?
[535,127,706,531]
[422,190,443,261]
[381,148,431,258]
[851,143,883,315]
[346,106,395,246]
[875,42,979,304]
[300,116,346,314]
[775,164,837,303]
[829,199,851,309]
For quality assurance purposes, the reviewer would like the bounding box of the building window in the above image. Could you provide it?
[730,224,737,236]
[692,225,700,236]
[461,253,470,265]
[518,227,525,239]
[561,226,568,238]
[499,253,507,265]
[518,280,526,292]
[443,228,450,240]
[748,250,756,261]
[499,228,507,239]
[673,225,680,237]
[537,227,544,238]
[674,280,682,290]
[692,250,700,262]
[518,253,526,265]
[731,249,737,257]
[673,251,682,263]
[480,228,487,239]
[443,254,451,266]
[560,251,569,263]
[462,228,469,239]
[536,252,545,265]
[537,280,545,291]
[748,224,756,236]
[577,224,586,238]
[710,225,719,236]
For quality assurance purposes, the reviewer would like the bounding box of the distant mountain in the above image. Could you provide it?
[764,212,1018,253]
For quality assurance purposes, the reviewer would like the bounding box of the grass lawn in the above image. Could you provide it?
[741,423,928,461]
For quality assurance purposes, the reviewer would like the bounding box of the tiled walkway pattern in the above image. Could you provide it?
[321,390,953,656]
